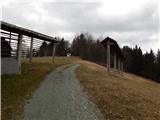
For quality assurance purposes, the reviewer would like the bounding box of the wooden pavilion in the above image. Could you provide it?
[101,37,125,72]
[1,21,58,74]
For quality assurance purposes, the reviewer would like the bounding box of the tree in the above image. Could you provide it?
[132,45,143,75]
[39,41,48,56]
[142,49,156,79]
[155,49,160,82]
[55,38,68,56]
[122,46,133,72]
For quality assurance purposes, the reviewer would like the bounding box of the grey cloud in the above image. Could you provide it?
[2,1,159,52]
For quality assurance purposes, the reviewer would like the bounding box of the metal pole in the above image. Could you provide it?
[17,34,23,74]
[29,37,33,62]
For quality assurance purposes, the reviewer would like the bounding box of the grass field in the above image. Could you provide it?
[1,57,74,120]
[74,59,160,120]
[2,57,160,120]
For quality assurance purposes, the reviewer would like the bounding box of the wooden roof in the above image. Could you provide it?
[1,21,57,43]
[101,37,125,60]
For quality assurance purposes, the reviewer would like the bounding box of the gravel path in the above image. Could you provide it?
[23,64,105,120]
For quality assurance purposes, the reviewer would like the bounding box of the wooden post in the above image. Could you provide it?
[29,37,33,62]
[52,43,56,63]
[114,53,117,69]
[121,61,123,71]
[107,43,110,72]
[118,58,121,71]
[17,34,23,74]
[105,41,114,72]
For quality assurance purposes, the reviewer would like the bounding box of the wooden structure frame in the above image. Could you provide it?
[101,37,125,72]
[1,21,58,74]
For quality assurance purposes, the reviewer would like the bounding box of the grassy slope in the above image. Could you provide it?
[74,59,160,120]
[2,57,160,120]
[1,57,75,120]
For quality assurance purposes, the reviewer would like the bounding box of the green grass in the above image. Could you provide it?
[1,57,73,120]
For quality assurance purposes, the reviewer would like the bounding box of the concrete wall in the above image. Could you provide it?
[1,58,19,74]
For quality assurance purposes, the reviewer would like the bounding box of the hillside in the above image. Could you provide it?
[74,59,160,120]
[2,57,160,120]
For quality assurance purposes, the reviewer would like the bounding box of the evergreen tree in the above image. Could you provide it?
[142,49,156,79]
[122,46,133,72]
[132,45,143,75]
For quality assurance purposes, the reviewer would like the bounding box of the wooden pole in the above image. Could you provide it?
[29,37,33,62]
[105,41,114,72]
[114,53,117,69]
[17,34,23,74]
[52,43,56,63]
[118,58,121,71]
[121,61,123,71]
[107,42,110,72]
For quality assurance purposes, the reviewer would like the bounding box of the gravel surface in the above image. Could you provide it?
[23,64,105,120]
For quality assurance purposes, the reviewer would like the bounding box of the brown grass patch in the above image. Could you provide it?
[75,59,160,120]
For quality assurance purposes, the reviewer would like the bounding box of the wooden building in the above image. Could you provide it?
[101,37,125,72]
[1,21,58,74]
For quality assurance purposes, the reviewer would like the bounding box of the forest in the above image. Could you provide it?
[38,33,160,83]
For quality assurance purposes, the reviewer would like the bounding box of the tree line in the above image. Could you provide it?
[30,37,69,57]
[122,46,160,82]
[71,33,160,83]
[37,32,160,83]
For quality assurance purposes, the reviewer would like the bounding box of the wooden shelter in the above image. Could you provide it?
[101,37,125,72]
[1,21,58,74]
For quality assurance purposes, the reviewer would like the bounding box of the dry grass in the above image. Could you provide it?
[2,57,160,120]
[1,57,76,120]
[75,59,160,120]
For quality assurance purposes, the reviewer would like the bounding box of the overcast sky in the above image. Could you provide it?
[1,0,160,53]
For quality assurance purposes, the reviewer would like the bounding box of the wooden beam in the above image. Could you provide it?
[29,37,33,62]
[1,21,58,42]
[17,34,23,74]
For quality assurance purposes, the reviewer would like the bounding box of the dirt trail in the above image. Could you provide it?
[23,64,104,120]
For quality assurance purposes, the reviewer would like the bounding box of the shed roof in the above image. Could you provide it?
[1,21,57,43]
[101,37,125,60]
